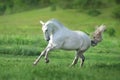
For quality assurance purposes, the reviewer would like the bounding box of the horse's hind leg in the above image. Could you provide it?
[75,50,85,67]
[70,51,79,67]
[80,54,85,67]
[79,50,85,67]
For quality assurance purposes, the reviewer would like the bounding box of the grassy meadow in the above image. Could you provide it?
[0,7,120,80]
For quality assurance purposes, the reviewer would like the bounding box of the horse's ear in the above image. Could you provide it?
[40,20,44,25]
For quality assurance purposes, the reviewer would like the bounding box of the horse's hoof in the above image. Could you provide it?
[33,62,37,66]
[33,64,36,66]
[69,64,75,68]
[45,60,49,63]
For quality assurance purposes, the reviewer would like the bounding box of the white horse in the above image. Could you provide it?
[33,19,106,67]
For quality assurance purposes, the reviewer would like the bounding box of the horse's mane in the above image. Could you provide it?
[48,19,65,29]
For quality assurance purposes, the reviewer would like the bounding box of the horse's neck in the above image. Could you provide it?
[50,20,72,36]
[51,25,70,37]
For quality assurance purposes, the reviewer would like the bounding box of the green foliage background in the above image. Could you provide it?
[0,0,120,19]
[0,0,117,12]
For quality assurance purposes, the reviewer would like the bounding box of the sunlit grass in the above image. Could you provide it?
[0,54,119,80]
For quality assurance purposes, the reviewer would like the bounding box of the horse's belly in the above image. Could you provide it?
[61,45,80,50]
[61,38,82,50]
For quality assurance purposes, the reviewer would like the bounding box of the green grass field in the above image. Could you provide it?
[0,7,120,80]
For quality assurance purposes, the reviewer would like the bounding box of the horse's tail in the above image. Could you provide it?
[91,24,106,46]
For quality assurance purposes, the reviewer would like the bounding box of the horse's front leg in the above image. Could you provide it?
[44,44,56,63]
[44,48,52,63]
[33,49,47,65]
[33,44,55,65]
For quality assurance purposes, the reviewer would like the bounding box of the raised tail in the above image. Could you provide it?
[91,24,106,46]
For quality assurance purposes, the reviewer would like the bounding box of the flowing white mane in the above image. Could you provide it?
[46,19,65,29]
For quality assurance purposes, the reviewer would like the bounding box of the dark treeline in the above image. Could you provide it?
[0,0,51,15]
[0,0,120,16]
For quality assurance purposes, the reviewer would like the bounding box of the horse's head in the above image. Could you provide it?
[40,20,52,41]
[91,24,106,46]
[40,19,64,41]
